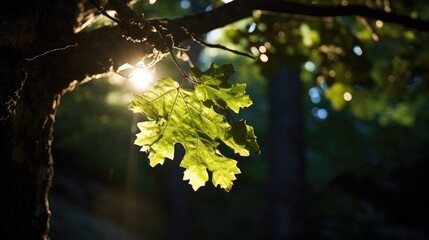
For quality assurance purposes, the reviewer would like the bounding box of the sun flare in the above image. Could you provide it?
[129,68,154,91]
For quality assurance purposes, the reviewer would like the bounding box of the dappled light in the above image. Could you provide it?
[4,0,429,239]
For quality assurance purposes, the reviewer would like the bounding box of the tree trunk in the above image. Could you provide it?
[0,0,292,238]
[0,1,181,237]
[266,65,306,239]
[1,65,58,239]
[0,1,183,238]
[1,1,78,238]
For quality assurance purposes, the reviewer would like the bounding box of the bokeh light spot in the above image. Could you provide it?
[308,87,322,104]
[311,107,329,120]
[180,0,190,9]
[248,22,257,33]
[353,45,363,56]
[304,61,316,72]
[251,46,260,56]
[343,92,352,101]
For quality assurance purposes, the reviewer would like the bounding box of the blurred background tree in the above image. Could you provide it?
[2,0,429,239]
[51,1,429,239]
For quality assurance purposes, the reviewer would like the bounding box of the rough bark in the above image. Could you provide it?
[1,0,78,238]
[1,0,427,238]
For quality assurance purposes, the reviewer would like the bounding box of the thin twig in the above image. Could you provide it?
[88,0,122,23]
[25,43,78,61]
[171,20,255,59]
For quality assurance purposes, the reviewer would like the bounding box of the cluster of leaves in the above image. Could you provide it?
[224,0,429,127]
[129,64,260,192]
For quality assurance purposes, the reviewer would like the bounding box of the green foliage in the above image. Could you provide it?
[129,64,260,192]
[191,64,253,114]
[324,82,351,110]
[223,0,429,127]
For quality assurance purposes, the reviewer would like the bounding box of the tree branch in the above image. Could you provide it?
[176,0,429,34]
[65,0,429,83]
[254,0,429,32]
[107,0,137,20]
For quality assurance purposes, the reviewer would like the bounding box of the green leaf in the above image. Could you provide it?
[129,64,259,192]
[191,63,253,113]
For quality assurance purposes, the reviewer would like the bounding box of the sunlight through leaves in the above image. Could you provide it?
[129,64,260,192]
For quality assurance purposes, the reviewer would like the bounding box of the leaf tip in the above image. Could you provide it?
[182,166,209,191]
